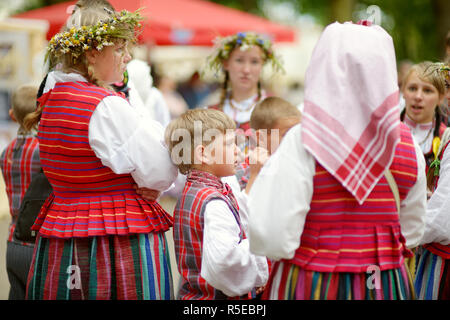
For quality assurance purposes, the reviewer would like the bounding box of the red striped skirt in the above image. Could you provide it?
[25,232,173,300]
[263,261,415,300]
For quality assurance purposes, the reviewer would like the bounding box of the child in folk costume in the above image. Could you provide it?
[227,97,302,192]
[401,62,448,274]
[24,5,178,300]
[415,63,450,300]
[248,22,427,300]
[222,96,302,299]
[0,84,40,299]
[250,97,302,157]
[401,62,448,173]
[205,32,283,155]
[165,109,268,299]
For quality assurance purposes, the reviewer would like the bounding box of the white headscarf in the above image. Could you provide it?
[301,21,400,204]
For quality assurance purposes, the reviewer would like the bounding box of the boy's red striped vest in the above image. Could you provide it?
[288,123,418,273]
[424,140,450,259]
[173,170,248,300]
[33,81,172,238]
[0,134,40,244]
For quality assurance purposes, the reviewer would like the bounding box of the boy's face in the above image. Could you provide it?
[257,117,301,155]
[203,131,239,177]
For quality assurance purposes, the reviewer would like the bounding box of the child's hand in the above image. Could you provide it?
[236,147,245,164]
[244,147,270,194]
[134,184,161,202]
[255,285,266,295]
[248,146,269,175]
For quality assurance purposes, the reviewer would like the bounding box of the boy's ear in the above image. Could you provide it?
[193,144,210,165]
[254,129,260,141]
[8,109,17,123]
[255,129,268,148]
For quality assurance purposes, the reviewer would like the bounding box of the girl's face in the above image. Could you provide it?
[88,40,131,84]
[403,71,444,124]
[223,46,264,93]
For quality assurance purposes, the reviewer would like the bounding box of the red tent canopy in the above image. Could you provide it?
[14,0,296,46]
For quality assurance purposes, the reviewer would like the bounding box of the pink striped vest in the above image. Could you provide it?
[424,140,450,259]
[173,170,250,300]
[288,123,418,273]
[33,81,172,238]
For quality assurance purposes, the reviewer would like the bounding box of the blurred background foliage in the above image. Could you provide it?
[11,0,450,63]
[211,0,450,63]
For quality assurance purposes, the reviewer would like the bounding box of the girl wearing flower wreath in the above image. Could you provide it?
[415,62,450,299]
[23,3,178,300]
[205,32,283,155]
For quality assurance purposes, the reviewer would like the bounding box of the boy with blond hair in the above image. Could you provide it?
[165,108,268,300]
[1,84,41,299]
[230,97,302,192]
[250,96,301,156]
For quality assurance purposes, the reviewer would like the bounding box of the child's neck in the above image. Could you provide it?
[191,165,219,178]
[230,88,258,103]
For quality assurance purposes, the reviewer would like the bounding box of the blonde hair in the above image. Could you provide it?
[72,0,115,12]
[49,1,136,85]
[24,3,136,132]
[250,97,301,130]
[54,6,122,82]
[164,109,235,174]
[404,62,449,190]
[401,61,446,96]
[11,84,38,130]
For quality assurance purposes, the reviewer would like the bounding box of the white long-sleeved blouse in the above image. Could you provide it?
[199,175,268,297]
[422,143,450,245]
[248,124,427,261]
[43,71,178,191]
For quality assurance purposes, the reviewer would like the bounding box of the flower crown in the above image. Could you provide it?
[439,63,450,85]
[47,8,143,62]
[206,32,284,75]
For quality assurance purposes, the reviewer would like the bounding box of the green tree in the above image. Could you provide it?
[357,0,442,62]
[210,0,448,62]
[13,0,449,63]
[432,0,450,59]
